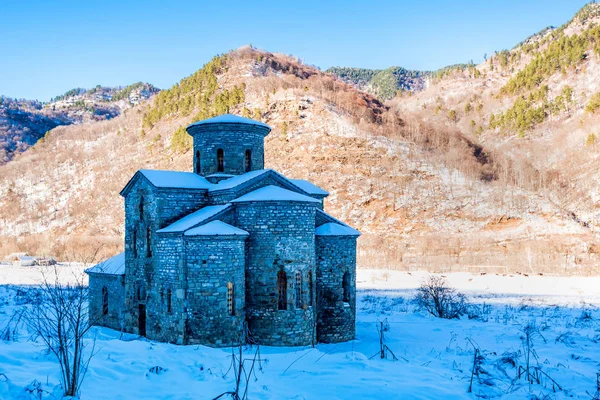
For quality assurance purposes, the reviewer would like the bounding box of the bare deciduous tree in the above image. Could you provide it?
[25,266,97,397]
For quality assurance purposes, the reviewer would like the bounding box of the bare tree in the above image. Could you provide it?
[25,265,97,397]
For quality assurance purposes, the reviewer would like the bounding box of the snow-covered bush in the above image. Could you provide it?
[413,275,468,319]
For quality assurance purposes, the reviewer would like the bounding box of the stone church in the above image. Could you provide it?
[86,114,359,347]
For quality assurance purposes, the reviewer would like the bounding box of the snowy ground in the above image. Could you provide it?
[0,266,599,399]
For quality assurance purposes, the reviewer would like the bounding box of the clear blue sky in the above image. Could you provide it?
[0,0,590,101]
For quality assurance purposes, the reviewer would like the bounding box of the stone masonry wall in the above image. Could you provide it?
[156,188,209,227]
[316,235,357,343]
[123,178,157,336]
[88,274,125,332]
[122,177,205,337]
[122,174,210,339]
[184,236,246,346]
[148,234,185,343]
[192,127,266,176]
[235,201,317,346]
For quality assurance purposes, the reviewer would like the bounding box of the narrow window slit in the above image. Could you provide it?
[217,148,224,172]
[343,272,351,303]
[245,149,252,172]
[102,286,109,315]
[167,289,172,314]
[227,282,235,316]
[295,271,302,309]
[277,270,287,310]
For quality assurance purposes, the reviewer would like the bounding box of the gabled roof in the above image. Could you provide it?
[121,168,329,202]
[157,204,232,234]
[208,169,328,199]
[231,185,321,204]
[315,223,361,237]
[289,179,329,196]
[208,169,269,192]
[85,252,125,275]
[120,169,213,197]
[184,220,249,237]
[187,114,271,130]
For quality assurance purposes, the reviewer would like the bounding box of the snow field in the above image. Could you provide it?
[0,267,599,399]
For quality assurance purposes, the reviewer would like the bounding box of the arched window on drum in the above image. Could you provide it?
[217,148,224,172]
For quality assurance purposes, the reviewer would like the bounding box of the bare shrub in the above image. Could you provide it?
[368,319,399,361]
[0,307,26,341]
[518,322,562,392]
[413,275,468,319]
[468,303,491,322]
[590,372,600,400]
[467,343,488,393]
[213,344,265,400]
[25,267,97,397]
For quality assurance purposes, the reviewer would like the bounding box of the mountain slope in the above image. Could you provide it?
[0,45,597,273]
[392,2,600,228]
[0,83,159,163]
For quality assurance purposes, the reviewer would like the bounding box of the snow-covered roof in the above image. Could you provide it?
[15,255,36,266]
[208,169,269,192]
[289,179,329,196]
[187,114,271,130]
[157,204,232,233]
[86,252,125,275]
[184,220,249,237]
[231,185,321,203]
[208,170,322,198]
[139,169,213,190]
[315,223,361,237]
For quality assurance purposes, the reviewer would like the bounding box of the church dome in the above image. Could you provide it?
[186,114,271,176]
[186,114,271,137]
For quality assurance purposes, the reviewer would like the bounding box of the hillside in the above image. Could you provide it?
[327,66,429,100]
[0,83,159,163]
[326,65,481,101]
[0,41,597,274]
[387,3,600,269]
[393,3,600,227]
[0,97,70,163]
